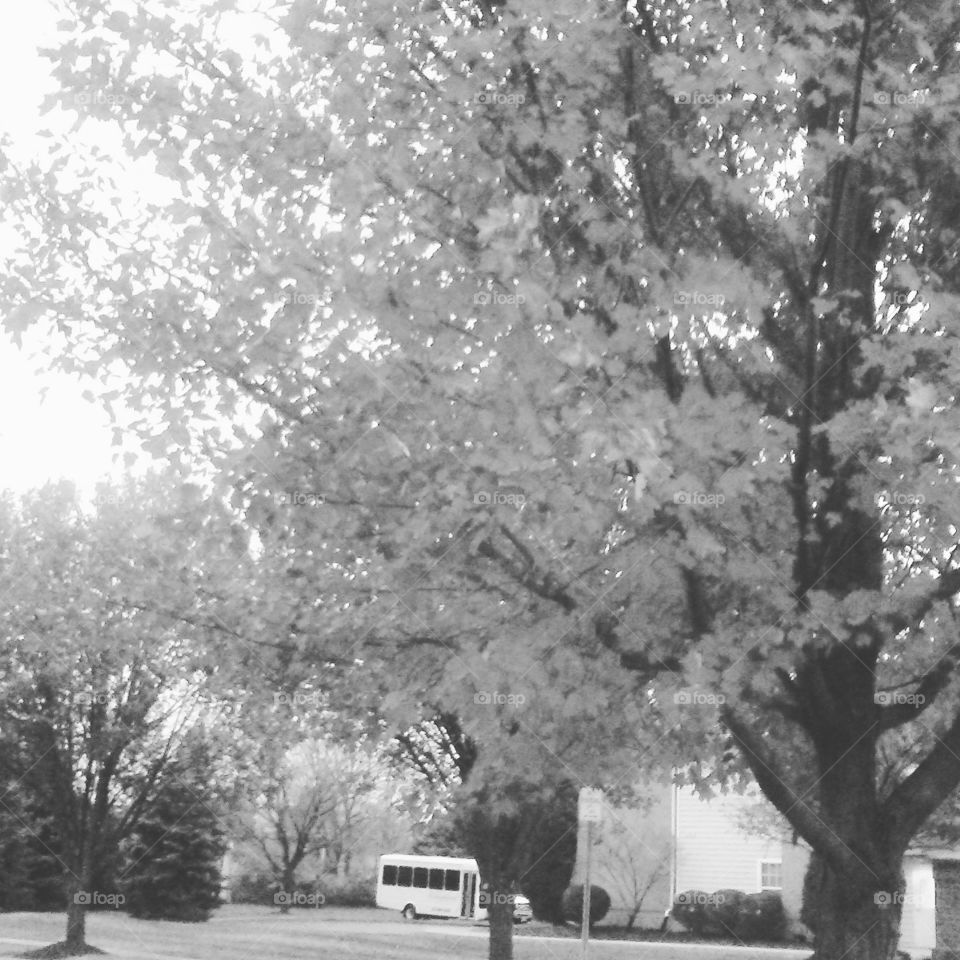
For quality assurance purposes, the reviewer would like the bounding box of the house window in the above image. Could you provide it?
[760,860,783,890]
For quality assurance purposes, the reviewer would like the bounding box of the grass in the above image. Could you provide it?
[0,906,810,960]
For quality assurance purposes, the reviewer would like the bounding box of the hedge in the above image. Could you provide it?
[561,884,611,926]
[672,888,786,942]
[228,872,374,908]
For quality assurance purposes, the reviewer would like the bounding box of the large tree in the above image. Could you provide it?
[6,2,960,958]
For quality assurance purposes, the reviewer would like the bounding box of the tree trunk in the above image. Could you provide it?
[280,864,295,913]
[64,808,100,952]
[458,796,526,960]
[65,851,94,950]
[810,858,902,960]
[786,639,904,960]
[487,894,514,960]
[65,884,87,951]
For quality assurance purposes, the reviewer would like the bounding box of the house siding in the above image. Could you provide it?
[781,841,808,923]
[573,789,674,929]
[901,856,936,956]
[573,780,954,957]
[673,787,786,896]
[574,785,808,928]
[574,783,805,930]
[934,860,960,960]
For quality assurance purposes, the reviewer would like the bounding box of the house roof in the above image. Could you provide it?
[905,845,960,860]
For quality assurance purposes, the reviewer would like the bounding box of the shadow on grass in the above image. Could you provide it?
[18,942,107,959]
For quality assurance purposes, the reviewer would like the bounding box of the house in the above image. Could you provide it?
[573,782,945,959]
[572,781,800,931]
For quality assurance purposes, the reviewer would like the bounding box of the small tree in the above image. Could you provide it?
[232,737,335,913]
[308,738,383,880]
[562,884,612,926]
[595,819,672,930]
[0,782,64,911]
[227,714,398,910]
[120,741,227,921]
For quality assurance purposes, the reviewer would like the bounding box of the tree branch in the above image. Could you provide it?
[880,568,960,637]
[722,706,876,884]
[885,709,960,851]
[474,533,577,612]
[877,639,960,730]
[593,613,682,675]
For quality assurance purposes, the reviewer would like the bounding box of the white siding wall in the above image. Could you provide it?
[580,780,948,952]
[673,786,784,895]
[900,857,936,955]
[573,788,675,927]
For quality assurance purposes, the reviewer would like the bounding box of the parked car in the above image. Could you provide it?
[512,894,533,923]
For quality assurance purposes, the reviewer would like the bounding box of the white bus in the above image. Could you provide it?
[376,854,481,920]
[375,853,533,922]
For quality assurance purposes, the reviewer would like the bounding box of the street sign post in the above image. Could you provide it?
[578,788,604,960]
[578,787,604,824]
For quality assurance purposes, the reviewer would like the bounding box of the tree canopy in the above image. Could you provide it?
[5,2,960,958]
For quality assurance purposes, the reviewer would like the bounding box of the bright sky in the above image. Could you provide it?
[0,3,284,498]
[0,2,128,496]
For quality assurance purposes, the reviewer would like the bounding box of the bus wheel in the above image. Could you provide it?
[402,905,417,920]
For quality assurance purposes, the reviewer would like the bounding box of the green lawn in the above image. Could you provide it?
[0,906,810,960]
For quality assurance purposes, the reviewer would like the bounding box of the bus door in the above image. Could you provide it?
[461,870,477,918]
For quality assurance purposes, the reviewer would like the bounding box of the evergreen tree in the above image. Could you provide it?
[0,788,59,911]
[517,782,578,926]
[119,745,226,922]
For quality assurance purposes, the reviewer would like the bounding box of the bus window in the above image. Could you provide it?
[397,866,413,886]
[444,869,460,892]
[429,869,444,890]
[382,865,398,886]
[413,867,428,888]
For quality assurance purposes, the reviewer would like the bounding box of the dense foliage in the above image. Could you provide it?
[515,782,579,925]
[672,889,787,942]
[228,872,374,908]
[0,789,66,912]
[120,751,227,922]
